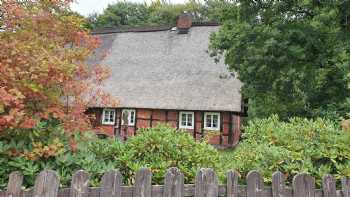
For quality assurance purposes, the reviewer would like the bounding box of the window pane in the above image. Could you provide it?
[105,111,110,122]
[212,115,218,128]
[181,114,187,125]
[187,114,192,126]
[110,111,115,122]
[130,111,135,124]
[187,121,192,127]
[182,114,186,121]
[206,115,212,127]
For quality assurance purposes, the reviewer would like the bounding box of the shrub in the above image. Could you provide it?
[223,115,350,185]
[120,125,220,184]
[0,119,69,188]
[0,123,220,189]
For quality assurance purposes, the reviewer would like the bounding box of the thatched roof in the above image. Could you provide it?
[90,25,242,112]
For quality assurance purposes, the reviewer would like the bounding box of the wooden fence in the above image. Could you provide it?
[1,168,350,197]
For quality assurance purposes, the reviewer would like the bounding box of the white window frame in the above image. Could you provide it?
[121,109,136,126]
[179,111,194,129]
[204,112,220,131]
[102,108,116,125]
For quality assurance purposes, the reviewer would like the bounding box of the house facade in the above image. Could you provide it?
[87,15,243,147]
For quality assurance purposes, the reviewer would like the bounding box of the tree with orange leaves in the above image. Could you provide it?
[0,0,117,133]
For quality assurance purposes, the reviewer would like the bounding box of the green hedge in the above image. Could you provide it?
[221,115,350,185]
[0,123,219,189]
[1,117,349,189]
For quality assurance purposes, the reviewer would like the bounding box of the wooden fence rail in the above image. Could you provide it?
[0,168,349,197]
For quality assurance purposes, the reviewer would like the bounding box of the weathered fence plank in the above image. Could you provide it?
[100,170,122,197]
[227,171,239,197]
[293,173,315,197]
[1,168,350,197]
[195,168,219,197]
[58,188,70,197]
[247,171,263,197]
[342,177,350,197]
[323,174,336,197]
[87,188,100,197]
[6,171,23,197]
[272,171,285,197]
[22,190,33,197]
[32,170,59,197]
[163,167,184,197]
[134,168,152,197]
[70,170,89,197]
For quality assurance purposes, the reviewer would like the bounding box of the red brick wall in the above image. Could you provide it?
[86,108,115,137]
[87,108,242,147]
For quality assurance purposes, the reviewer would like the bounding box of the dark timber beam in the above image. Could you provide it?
[193,112,196,139]
[150,110,153,127]
[134,109,138,135]
[201,112,204,139]
[228,112,233,145]
[220,112,223,145]
[165,110,168,123]
[118,109,122,139]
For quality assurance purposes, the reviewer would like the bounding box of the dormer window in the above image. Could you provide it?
[102,108,116,125]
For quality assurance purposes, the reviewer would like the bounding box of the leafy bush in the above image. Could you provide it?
[0,120,122,189]
[0,123,219,189]
[3,117,348,189]
[120,125,220,184]
[223,115,350,185]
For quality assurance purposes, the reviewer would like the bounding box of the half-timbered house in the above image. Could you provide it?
[87,14,243,147]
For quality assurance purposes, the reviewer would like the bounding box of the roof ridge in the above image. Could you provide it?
[91,21,220,35]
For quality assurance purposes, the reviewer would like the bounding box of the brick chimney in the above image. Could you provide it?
[176,12,192,34]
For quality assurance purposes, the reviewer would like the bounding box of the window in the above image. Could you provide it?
[122,109,136,126]
[102,109,116,125]
[204,112,220,130]
[179,111,194,129]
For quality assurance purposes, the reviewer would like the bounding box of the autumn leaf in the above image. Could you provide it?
[0,0,118,133]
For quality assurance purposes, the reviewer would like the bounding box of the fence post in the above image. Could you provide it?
[293,173,315,197]
[32,170,59,197]
[135,168,152,197]
[323,174,336,197]
[342,177,350,197]
[5,171,23,197]
[195,168,218,197]
[163,167,184,197]
[272,171,285,197]
[226,170,239,197]
[247,171,263,197]
[100,170,123,197]
[70,170,89,197]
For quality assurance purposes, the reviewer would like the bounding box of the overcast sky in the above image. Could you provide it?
[71,0,186,16]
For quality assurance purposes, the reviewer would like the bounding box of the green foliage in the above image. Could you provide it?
[210,0,350,120]
[0,123,220,189]
[88,0,210,29]
[0,120,122,188]
[120,125,220,184]
[222,115,350,185]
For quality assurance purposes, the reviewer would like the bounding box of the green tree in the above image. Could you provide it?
[210,0,350,120]
[90,2,151,28]
[89,0,210,29]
